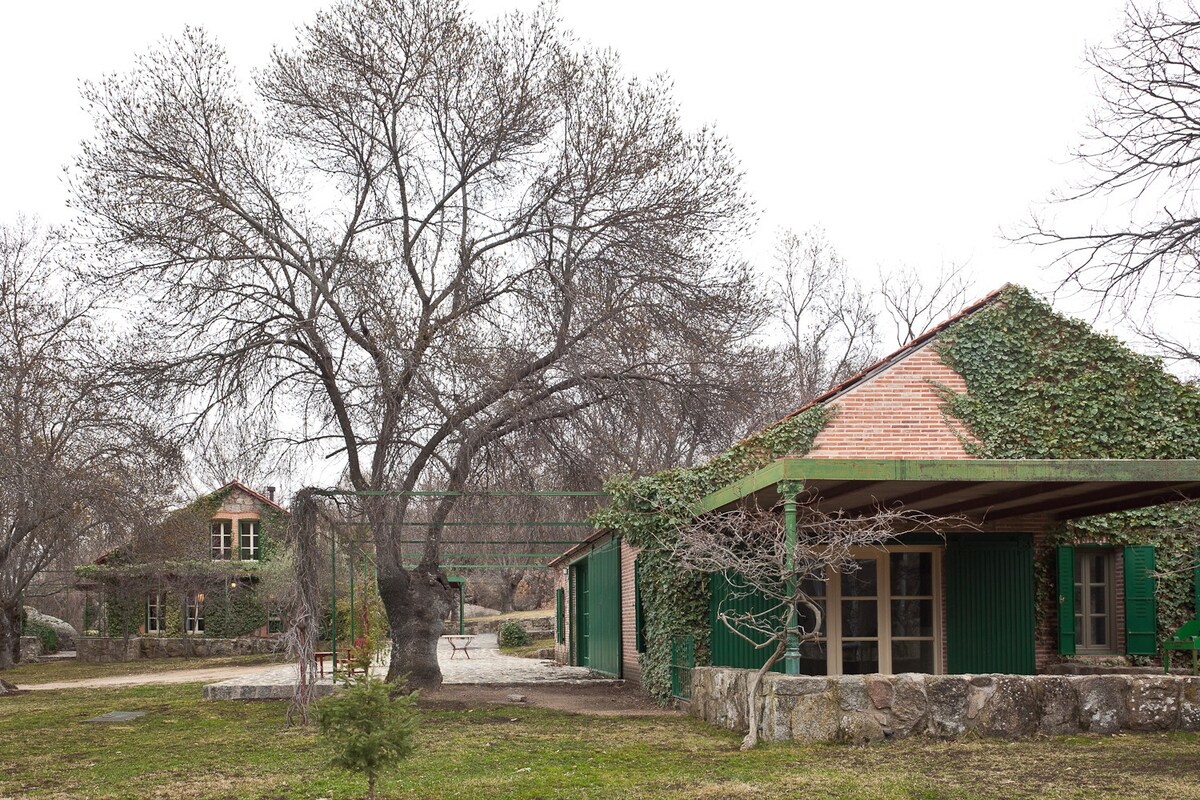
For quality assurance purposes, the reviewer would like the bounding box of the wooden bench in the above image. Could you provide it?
[315,649,368,677]
[1163,619,1200,674]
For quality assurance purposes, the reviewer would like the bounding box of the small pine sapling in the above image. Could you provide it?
[316,669,419,799]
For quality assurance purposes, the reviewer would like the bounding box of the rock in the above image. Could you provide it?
[507,694,527,703]
[888,674,929,737]
[970,675,1037,738]
[1078,675,1130,734]
[0,678,18,694]
[925,676,969,737]
[789,680,841,742]
[866,675,895,710]
[23,607,78,651]
[1127,676,1179,731]
[463,604,501,618]
[1179,678,1200,731]
[1036,676,1081,736]
[19,636,43,662]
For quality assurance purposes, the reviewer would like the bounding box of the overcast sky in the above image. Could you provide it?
[2,0,1173,347]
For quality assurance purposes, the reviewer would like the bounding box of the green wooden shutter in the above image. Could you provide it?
[1124,545,1157,656]
[946,535,1036,674]
[1057,545,1076,655]
[555,588,565,644]
[709,571,785,672]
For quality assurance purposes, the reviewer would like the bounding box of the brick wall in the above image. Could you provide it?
[620,539,642,685]
[805,341,975,459]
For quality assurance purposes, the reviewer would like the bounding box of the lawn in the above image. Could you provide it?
[1,653,284,685]
[498,636,556,658]
[3,682,1200,799]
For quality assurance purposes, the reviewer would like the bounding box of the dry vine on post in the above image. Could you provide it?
[285,489,327,727]
[671,498,968,749]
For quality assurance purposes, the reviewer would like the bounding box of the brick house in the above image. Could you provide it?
[81,481,289,639]
[551,286,1200,687]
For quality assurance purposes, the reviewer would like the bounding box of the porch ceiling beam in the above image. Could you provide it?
[920,481,1088,517]
[694,458,1200,514]
[984,481,1181,521]
[1048,483,1200,521]
[839,481,983,518]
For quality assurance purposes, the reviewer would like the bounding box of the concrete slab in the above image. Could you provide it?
[202,632,611,700]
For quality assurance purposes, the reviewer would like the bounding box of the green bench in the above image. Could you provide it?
[1163,619,1200,674]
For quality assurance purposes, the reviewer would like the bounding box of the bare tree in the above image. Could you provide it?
[73,1,756,689]
[0,221,176,669]
[771,229,878,409]
[671,499,962,749]
[1025,2,1200,342]
[878,262,972,346]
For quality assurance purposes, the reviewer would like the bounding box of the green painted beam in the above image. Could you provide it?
[314,489,607,497]
[694,458,1200,514]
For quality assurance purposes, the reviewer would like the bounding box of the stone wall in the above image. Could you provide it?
[78,636,284,663]
[690,667,1200,743]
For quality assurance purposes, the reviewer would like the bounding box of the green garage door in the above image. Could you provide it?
[573,538,622,677]
[946,534,1036,674]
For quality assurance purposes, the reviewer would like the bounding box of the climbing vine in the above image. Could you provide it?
[937,286,1200,649]
[594,406,832,701]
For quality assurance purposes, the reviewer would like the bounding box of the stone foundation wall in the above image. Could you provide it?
[690,667,1200,743]
[78,636,284,663]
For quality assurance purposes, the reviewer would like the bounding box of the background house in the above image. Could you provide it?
[78,481,290,641]
[557,286,1200,701]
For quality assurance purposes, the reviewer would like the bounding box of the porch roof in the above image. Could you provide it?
[694,458,1200,521]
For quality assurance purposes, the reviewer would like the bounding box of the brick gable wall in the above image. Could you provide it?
[804,342,975,460]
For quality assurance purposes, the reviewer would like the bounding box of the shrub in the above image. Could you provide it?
[497,621,530,648]
[317,675,419,800]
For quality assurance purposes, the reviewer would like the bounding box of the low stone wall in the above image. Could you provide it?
[19,636,43,662]
[690,667,1200,743]
[78,636,285,663]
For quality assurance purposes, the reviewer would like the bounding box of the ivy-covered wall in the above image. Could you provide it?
[594,407,832,702]
[937,286,1200,650]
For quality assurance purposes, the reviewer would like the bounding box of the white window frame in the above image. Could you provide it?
[211,520,233,561]
[808,546,943,676]
[239,519,260,561]
[146,592,165,634]
[185,592,205,635]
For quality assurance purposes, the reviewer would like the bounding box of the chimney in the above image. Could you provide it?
[266,486,276,503]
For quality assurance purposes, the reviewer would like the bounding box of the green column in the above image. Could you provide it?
[459,581,465,636]
[778,480,803,675]
[349,551,356,645]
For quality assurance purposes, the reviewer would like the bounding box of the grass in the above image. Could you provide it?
[3,682,1200,799]
[498,637,556,658]
[3,653,284,685]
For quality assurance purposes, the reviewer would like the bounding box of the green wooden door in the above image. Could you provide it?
[946,535,1036,674]
[584,539,622,677]
[709,571,785,672]
[572,561,588,666]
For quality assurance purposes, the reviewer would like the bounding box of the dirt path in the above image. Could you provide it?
[421,681,679,716]
[21,662,286,691]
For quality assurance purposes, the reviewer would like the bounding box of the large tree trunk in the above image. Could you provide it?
[380,567,452,691]
[0,601,21,670]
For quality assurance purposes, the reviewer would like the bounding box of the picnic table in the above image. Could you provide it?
[443,635,475,659]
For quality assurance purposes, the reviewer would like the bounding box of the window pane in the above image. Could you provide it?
[799,575,827,599]
[842,560,878,597]
[1074,615,1083,645]
[841,599,878,637]
[1092,554,1107,582]
[842,640,879,674]
[1090,585,1107,616]
[798,639,827,676]
[891,640,934,673]
[1091,616,1108,647]
[890,552,932,596]
[891,599,934,638]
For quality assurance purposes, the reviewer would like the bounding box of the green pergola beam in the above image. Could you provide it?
[314,489,607,497]
[694,458,1200,514]
[392,521,594,527]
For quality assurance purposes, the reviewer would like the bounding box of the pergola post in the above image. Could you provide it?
[778,480,804,675]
